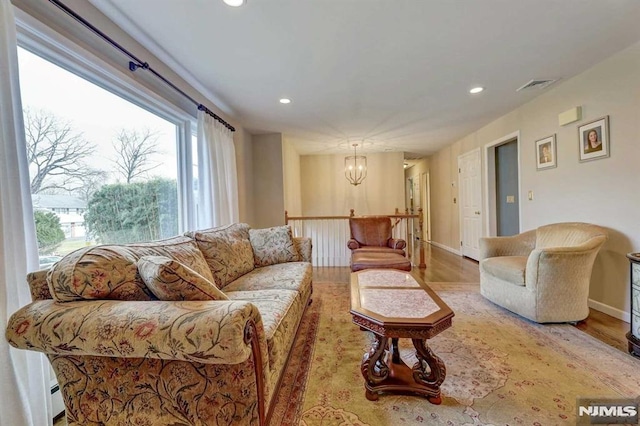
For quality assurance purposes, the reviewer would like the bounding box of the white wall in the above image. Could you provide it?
[282,138,302,217]
[252,133,285,228]
[428,40,640,320]
[235,128,254,225]
[300,152,405,216]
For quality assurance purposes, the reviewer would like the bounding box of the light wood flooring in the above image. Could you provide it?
[53,243,629,426]
[315,243,629,353]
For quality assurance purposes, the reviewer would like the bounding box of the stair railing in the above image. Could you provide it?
[285,208,425,268]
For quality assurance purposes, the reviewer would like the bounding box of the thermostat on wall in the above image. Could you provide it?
[559,106,582,126]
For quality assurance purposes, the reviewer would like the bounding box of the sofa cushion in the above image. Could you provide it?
[186,223,255,288]
[225,289,306,382]
[138,256,228,301]
[480,256,527,286]
[293,237,312,263]
[249,225,301,267]
[47,236,215,302]
[223,262,313,295]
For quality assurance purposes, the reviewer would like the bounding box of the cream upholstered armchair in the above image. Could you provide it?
[479,222,607,323]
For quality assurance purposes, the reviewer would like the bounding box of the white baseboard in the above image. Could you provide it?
[428,241,462,256]
[588,298,630,323]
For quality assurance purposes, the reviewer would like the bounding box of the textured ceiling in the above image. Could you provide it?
[91,0,640,157]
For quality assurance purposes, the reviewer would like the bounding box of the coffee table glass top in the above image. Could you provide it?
[360,289,440,318]
[352,270,445,320]
[357,270,421,288]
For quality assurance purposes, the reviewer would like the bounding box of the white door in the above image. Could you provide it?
[459,149,482,260]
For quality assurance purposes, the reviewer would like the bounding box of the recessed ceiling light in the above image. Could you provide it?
[469,87,484,94]
[223,0,245,6]
[279,98,291,104]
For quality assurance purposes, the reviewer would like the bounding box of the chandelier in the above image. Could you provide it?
[345,143,367,186]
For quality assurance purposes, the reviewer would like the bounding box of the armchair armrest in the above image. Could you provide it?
[347,239,360,250]
[6,299,265,365]
[479,229,536,260]
[293,236,313,263]
[388,238,406,250]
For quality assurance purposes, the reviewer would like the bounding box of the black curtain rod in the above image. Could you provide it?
[48,0,236,132]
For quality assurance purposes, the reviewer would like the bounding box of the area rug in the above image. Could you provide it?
[269,282,640,425]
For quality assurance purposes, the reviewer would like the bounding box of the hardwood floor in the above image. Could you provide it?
[51,243,630,425]
[316,243,630,354]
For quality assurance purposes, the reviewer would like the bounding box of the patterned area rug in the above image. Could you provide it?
[269,282,640,425]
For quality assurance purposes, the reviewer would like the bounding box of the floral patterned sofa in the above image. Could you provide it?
[6,223,313,426]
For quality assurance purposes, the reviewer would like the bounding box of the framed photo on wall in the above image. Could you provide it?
[578,116,609,162]
[535,134,556,170]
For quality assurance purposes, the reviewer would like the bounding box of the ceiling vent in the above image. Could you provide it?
[516,79,557,92]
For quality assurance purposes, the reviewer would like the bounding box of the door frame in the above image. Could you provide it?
[421,172,431,242]
[484,131,522,237]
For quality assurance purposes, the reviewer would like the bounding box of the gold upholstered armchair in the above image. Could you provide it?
[479,222,607,323]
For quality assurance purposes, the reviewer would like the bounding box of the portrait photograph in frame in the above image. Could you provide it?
[578,116,609,162]
[535,134,556,170]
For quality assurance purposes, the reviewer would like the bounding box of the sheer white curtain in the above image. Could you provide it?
[0,0,51,424]
[197,110,239,228]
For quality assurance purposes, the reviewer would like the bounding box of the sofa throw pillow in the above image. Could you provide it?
[249,225,301,267]
[137,256,228,301]
[47,236,215,302]
[185,223,255,288]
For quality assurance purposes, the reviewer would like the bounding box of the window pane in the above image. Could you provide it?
[18,47,180,265]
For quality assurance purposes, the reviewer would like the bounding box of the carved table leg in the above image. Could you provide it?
[361,335,389,399]
[412,338,446,404]
[391,337,400,364]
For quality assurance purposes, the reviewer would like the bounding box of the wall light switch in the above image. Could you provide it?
[528,191,534,201]
[506,195,515,204]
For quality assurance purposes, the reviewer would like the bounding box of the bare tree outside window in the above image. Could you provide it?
[24,108,100,193]
[75,170,110,202]
[112,128,161,183]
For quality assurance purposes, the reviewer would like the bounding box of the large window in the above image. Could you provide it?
[17,46,195,265]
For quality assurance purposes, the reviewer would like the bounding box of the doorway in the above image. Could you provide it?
[495,140,520,235]
[484,131,521,237]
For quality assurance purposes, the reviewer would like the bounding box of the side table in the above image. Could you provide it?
[626,252,640,357]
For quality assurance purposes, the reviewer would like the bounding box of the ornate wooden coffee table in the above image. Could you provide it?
[350,269,454,404]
